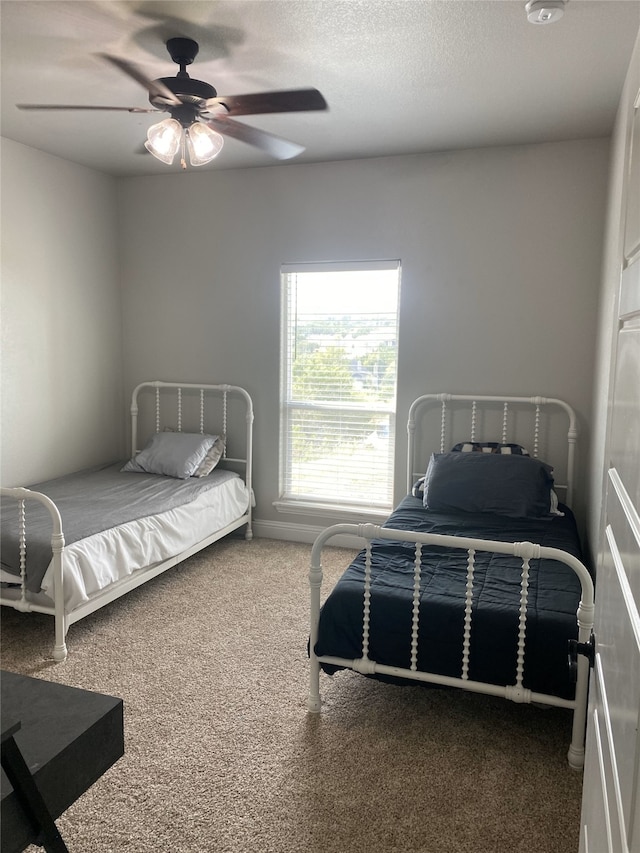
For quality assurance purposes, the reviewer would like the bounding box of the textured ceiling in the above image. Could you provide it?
[1,0,639,177]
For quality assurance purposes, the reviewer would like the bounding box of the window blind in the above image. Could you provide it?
[279,261,401,511]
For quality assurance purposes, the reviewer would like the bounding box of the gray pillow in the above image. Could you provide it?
[122,432,218,479]
[423,451,555,518]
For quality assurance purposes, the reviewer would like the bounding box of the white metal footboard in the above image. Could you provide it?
[308,523,595,770]
[0,487,68,661]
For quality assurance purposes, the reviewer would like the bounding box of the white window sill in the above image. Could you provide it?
[272,499,390,522]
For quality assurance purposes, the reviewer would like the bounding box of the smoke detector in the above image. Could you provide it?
[525,0,565,24]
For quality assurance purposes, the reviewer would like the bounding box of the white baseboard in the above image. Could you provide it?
[252,518,363,549]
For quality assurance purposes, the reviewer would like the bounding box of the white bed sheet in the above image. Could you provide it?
[1,473,249,611]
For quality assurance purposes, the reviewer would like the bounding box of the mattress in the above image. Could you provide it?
[1,463,249,611]
[314,494,587,700]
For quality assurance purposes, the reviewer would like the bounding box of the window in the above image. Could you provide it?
[278,260,401,514]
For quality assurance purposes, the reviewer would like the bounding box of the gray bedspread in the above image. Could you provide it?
[1,462,241,592]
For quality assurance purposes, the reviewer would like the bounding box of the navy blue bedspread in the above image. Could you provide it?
[314,495,588,700]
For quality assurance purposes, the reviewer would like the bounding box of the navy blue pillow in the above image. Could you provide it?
[423,452,555,518]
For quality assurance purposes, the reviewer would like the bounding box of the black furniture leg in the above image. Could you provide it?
[1,721,69,853]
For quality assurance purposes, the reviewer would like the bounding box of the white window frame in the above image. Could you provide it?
[275,260,401,518]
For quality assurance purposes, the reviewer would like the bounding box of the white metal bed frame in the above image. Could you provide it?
[1,380,254,662]
[308,393,595,769]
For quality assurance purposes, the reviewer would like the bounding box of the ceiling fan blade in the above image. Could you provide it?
[98,53,181,106]
[17,104,160,113]
[206,116,304,160]
[206,88,327,117]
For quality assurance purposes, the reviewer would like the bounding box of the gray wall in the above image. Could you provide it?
[118,138,610,534]
[0,135,610,538]
[0,138,123,486]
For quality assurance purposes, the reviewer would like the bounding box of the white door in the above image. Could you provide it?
[579,86,640,853]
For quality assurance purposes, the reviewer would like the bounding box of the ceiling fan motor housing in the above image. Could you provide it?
[150,76,218,124]
[148,38,219,123]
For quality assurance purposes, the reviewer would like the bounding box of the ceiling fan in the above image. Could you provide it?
[17,37,328,168]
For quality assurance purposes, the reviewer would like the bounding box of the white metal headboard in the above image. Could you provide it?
[130,380,254,496]
[406,394,578,506]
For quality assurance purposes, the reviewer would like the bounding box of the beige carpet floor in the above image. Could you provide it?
[1,537,583,853]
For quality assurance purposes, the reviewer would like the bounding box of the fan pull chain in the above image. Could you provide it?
[155,385,161,433]
[180,133,187,171]
[440,400,447,453]
[502,403,509,444]
[461,549,476,680]
[200,390,205,434]
[177,387,183,431]
[470,400,477,442]
[410,543,423,671]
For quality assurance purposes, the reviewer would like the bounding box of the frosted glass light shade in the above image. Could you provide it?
[145,118,182,164]
[186,122,224,166]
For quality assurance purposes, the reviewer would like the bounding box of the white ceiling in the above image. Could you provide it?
[1,0,639,177]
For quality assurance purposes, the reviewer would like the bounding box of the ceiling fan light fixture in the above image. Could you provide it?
[186,122,224,166]
[144,117,182,164]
